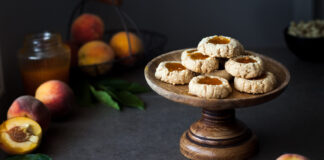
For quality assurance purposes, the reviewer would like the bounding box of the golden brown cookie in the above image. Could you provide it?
[189,75,232,99]
[181,49,219,73]
[155,61,194,85]
[197,35,244,58]
[225,55,264,79]
[234,72,276,94]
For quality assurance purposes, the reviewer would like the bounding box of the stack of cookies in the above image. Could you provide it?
[155,35,276,99]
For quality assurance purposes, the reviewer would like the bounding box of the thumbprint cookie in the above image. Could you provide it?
[234,72,276,94]
[181,49,219,73]
[197,35,244,58]
[225,55,264,79]
[155,61,194,85]
[189,75,232,99]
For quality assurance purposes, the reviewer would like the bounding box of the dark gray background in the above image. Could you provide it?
[0,0,322,98]
[0,1,324,159]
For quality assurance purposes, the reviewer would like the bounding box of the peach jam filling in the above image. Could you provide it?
[208,36,230,44]
[198,77,223,85]
[165,63,186,72]
[7,126,29,142]
[187,49,197,53]
[235,57,256,63]
[190,52,209,60]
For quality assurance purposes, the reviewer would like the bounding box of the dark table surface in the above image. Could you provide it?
[1,47,324,159]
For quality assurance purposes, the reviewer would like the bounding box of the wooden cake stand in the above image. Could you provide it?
[144,49,290,160]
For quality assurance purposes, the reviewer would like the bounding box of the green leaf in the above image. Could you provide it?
[6,153,52,160]
[90,85,120,110]
[98,85,120,101]
[116,91,145,110]
[128,82,150,93]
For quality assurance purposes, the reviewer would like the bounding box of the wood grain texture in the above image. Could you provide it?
[144,48,290,160]
[180,109,258,160]
[144,48,290,110]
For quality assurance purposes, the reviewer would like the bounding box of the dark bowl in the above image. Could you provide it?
[284,27,324,62]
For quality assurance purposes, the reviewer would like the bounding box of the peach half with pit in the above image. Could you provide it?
[35,80,74,119]
[7,95,51,131]
[0,117,42,154]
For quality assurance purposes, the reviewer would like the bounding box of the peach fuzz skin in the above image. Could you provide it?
[71,13,104,44]
[35,80,74,119]
[78,40,115,66]
[109,32,143,65]
[7,95,51,131]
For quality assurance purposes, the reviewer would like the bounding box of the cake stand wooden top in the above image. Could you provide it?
[144,49,290,110]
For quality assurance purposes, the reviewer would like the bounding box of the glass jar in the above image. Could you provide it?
[18,32,71,95]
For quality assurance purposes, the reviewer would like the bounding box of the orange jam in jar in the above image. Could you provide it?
[18,32,71,95]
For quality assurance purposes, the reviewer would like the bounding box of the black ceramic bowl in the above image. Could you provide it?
[284,27,324,62]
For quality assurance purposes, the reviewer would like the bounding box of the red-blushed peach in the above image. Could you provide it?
[277,153,309,160]
[0,117,42,154]
[71,13,105,44]
[7,95,51,131]
[35,80,74,119]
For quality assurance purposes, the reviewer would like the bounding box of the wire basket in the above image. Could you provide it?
[67,0,167,76]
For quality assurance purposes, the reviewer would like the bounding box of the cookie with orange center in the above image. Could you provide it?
[234,72,276,94]
[225,55,264,79]
[181,49,219,73]
[197,35,244,58]
[155,61,194,85]
[189,75,232,99]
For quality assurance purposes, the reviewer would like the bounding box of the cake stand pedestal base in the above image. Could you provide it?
[180,109,258,160]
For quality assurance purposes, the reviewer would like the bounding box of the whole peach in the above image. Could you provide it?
[109,31,143,65]
[35,80,74,119]
[7,95,51,131]
[109,32,143,57]
[78,41,115,76]
[277,153,309,160]
[78,40,115,66]
[71,13,105,44]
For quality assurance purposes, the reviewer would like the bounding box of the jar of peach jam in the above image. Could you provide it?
[18,32,71,95]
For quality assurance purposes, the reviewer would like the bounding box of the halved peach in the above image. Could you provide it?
[0,117,42,154]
